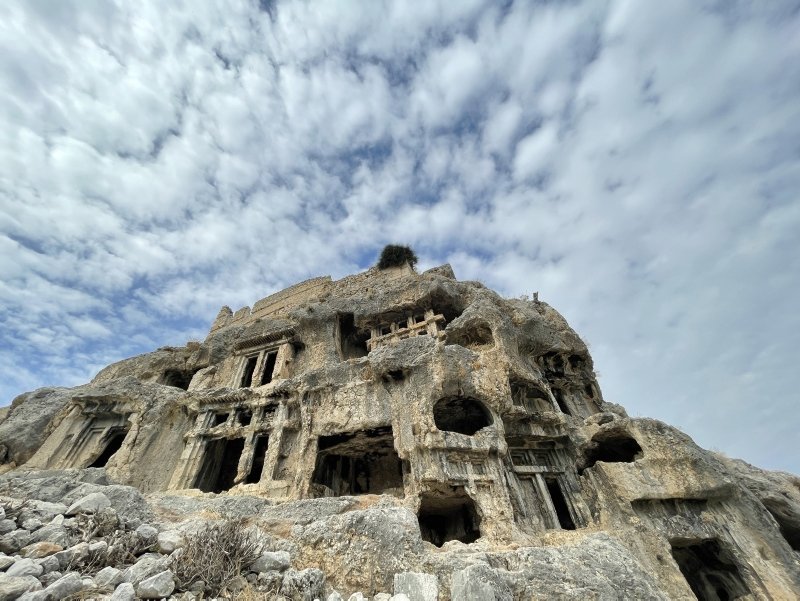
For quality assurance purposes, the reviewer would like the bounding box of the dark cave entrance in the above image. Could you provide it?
[311,427,403,497]
[670,539,749,601]
[195,437,245,493]
[579,431,642,473]
[88,429,128,468]
[418,488,481,547]
[161,368,200,390]
[545,476,576,530]
[337,313,369,359]
[433,397,491,435]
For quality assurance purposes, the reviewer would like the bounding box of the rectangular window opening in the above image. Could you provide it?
[240,356,258,387]
[195,437,245,493]
[260,351,278,385]
[245,435,269,484]
[545,477,576,530]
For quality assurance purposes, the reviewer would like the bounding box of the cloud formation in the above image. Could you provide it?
[1,0,799,471]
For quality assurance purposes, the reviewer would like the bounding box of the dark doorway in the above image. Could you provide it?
[246,435,269,484]
[337,313,369,359]
[552,388,571,415]
[311,427,403,497]
[260,351,278,385]
[433,397,491,435]
[580,431,642,473]
[510,380,552,413]
[545,477,576,530]
[88,430,128,468]
[418,488,481,547]
[240,356,258,387]
[195,438,245,493]
[671,539,749,601]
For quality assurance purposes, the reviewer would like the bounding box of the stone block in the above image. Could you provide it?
[394,572,438,601]
[136,570,175,599]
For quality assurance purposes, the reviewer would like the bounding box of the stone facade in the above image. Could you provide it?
[1,263,799,599]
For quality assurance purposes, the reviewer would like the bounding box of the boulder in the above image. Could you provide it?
[280,568,325,601]
[6,559,42,578]
[156,530,184,554]
[110,582,136,601]
[95,566,124,589]
[0,575,42,600]
[66,492,111,515]
[250,550,290,573]
[394,572,438,601]
[19,542,62,559]
[136,570,175,599]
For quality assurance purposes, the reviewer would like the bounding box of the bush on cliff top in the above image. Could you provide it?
[377,244,418,270]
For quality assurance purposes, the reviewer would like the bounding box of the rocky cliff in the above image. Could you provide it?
[0,263,798,600]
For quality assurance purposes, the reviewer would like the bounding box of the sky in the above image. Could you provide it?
[1,0,799,473]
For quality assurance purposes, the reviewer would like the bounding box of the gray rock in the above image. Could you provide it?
[389,596,410,601]
[373,594,391,601]
[35,556,59,575]
[0,508,4,521]
[66,492,111,515]
[89,540,108,555]
[0,530,31,554]
[0,522,15,536]
[95,566,124,589]
[39,572,89,600]
[38,571,62,587]
[0,575,42,600]
[250,550,290,573]
[28,524,70,548]
[394,572,438,601]
[280,568,325,601]
[327,593,344,601]
[19,502,67,524]
[122,553,169,585]
[451,565,511,601]
[136,570,175,599]
[156,530,184,554]
[135,524,159,546]
[0,555,14,571]
[110,582,136,601]
[19,519,41,532]
[348,594,366,601]
[6,559,43,578]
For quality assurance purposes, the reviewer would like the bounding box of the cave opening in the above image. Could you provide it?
[161,368,200,390]
[88,429,128,468]
[245,435,269,484]
[670,539,749,601]
[311,427,403,497]
[510,380,552,413]
[544,476,576,530]
[580,431,642,473]
[195,437,245,493]
[418,488,481,547]
[762,500,800,552]
[433,397,491,435]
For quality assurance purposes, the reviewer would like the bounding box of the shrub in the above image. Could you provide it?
[171,518,264,597]
[377,245,418,270]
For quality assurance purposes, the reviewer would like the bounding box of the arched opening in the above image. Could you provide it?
[579,431,642,473]
[762,500,800,552]
[433,397,491,435]
[418,487,481,547]
[161,368,200,390]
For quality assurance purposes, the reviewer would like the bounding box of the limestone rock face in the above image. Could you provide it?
[0,263,798,599]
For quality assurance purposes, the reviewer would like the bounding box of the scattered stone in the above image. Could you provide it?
[250,550,290,573]
[19,542,62,559]
[28,524,70,547]
[394,572,438,601]
[0,530,32,554]
[122,553,169,585]
[156,530,184,554]
[35,556,59,575]
[66,492,111,515]
[348,593,366,601]
[0,507,4,520]
[39,572,89,600]
[0,575,42,600]
[451,565,511,601]
[0,555,14,571]
[327,592,344,601]
[280,568,325,601]
[110,582,136,601]
[6,558,43,578]
[95,566,124,589]
[136,570,175,599]
[38,571,62,587]
[20,519,42,532]
[0,521,14,536]
[89,540,108,555]
[135,524,159,546]
[374,594,392,601]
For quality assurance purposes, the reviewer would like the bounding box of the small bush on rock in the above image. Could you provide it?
[377,245,418,270]
[172,519,264,597]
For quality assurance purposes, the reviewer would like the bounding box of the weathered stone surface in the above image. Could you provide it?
[36,572,88,600]
[136,570,175,599]
[66,492,111,515]
[0,262,799,599]
[280,568,325,601]
[109,582,136,601]
[6,558,42,578]
[34,556,58,575]
[95,566,124,589]
[0,575,41,600]
[0,555,13,571]
[394,572,437,601]
[250,550,290,573]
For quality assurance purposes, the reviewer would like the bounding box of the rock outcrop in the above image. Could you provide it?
[0,262,798,599]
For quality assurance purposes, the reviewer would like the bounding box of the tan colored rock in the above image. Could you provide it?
[19,541,62,559]
[0,261,798,599]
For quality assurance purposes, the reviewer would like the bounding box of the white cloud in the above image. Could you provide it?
[0,0,798,473]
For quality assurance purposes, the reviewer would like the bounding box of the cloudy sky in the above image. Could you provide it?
[1,0,799,473]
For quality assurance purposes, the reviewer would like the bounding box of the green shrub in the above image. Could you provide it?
[377,245,418,270]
